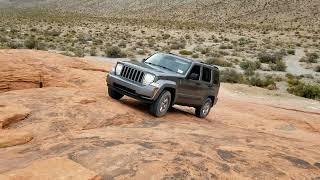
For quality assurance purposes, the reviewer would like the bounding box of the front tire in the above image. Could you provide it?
[195,98,212,118]
[108,88,124,100]
[150,90,171,117]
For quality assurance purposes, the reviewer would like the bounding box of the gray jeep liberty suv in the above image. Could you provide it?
[106,53,220,118]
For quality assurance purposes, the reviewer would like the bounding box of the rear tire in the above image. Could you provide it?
[195,98,212,118]
[108,88,124,100]
[150,90,171,117]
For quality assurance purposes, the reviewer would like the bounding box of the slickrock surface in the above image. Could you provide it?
[0,49,319,179]
[2,157,101,180]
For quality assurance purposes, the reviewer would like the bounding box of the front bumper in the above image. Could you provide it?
[107,73,160,103]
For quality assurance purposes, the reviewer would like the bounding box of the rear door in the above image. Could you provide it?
[176,64,207,106]
[200,66,214,103]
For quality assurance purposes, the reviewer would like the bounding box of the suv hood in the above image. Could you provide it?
[121,61,185,77]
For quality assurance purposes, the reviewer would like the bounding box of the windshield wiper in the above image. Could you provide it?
[145,62,175,72]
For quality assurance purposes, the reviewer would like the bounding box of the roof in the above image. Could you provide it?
[166,52,219,69]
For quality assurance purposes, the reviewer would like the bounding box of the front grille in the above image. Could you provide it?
[120,66,144,83]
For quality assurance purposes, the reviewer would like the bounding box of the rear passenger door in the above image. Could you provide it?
[176,65,208,106]
[200,66,213,103]
[176,65,202,105]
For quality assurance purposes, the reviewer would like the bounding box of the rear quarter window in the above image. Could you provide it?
[212,69,220,84]
[202,67,212,83]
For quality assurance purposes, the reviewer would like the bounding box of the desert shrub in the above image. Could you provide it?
[240,60,261,70]
[247,74,277,90]
[137,49,146,55]
[219,44,233,49]
[200,48,210,55]
[179,50,192,55]
[136,41,143,47]
[90,48,97,56]
[105,46,126,58]
[73,48,85,57]
[287,49,295,55]
[36,42,47,50]
[170,40,186,50]
[206,58,232,67]
[0,36,8,43]
[118,41,127,48]
[238,37,252,46]
[24,38,38,49]
[270,60,287,71]
[45,30,61,37]
[220,69,244,83]
[258,51,284,63]
[60,51,74,57]
[93,39,103,46]
[192,53,199,58]
[8,41,23,49]
[162,34,171,40]
[287,77,320,100]
[244,68,255,76]
[300,52,319,63]
[147,39,156,47]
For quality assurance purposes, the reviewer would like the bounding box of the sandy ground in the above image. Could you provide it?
[0,49,319,179]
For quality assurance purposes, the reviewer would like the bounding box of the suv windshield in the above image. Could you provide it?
[145,53,191,74]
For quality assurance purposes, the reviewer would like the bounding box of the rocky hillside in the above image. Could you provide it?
[1,0,320,28]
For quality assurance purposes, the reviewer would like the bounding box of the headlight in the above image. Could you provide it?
[142,73,155,85]
[115,63,123,76]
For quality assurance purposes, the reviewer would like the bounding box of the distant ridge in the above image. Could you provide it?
[1,0,319,28]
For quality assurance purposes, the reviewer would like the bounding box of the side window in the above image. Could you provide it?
[188,65,201,80]
[202,67,212,83]
[212,69,220,84]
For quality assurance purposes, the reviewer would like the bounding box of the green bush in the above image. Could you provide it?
[219,44,233,49]
[24,38,47,50]
[247,74,277,90]
[287,78,320,100]
[270,60,287,71]
[0,36,8,43]
[287,49,295,55]
[24,38,38,49]
[240,60,261,70]
[137,49,146,55]
[192,53,199,58]
[201,48,210,55]
[118,41,127,48]
[220,69,244,83]
[179,50,193,55]
[60,51,74,57]
[206,58,232,67]
[300,52,319,63]
[258,51,284,63]
[90,48,97,56]
[73,48,85,57]
[105,46,127,58]
[8,41,23,49]
[36,42,47,50]
[169,39,186,50]
[44,30,61,37]
[162,34,171,40]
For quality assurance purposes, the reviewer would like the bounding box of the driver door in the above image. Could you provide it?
[176,65,205,106]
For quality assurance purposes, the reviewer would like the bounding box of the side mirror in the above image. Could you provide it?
[142,58,147,62]
[189,73,199,80]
